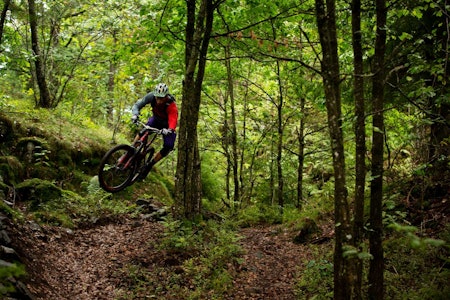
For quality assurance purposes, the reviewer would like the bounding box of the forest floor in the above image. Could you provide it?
[9,213,331,300]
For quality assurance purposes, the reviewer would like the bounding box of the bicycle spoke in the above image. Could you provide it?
[98,145,135,192]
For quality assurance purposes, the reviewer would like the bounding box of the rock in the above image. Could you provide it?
[0,216,35,299]
[293,218,320,244]
[0,229,11,244]
[136,198,168,221]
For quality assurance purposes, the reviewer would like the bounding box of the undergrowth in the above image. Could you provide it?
[296,245,334,299]
[118,217,243,299]
[384,224,450,300]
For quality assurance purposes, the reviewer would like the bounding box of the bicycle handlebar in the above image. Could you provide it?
[136,121,163,134]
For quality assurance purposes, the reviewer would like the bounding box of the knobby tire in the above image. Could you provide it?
[98,144,136,193]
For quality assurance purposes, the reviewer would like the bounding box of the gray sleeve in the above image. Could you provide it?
[131,93,153,115]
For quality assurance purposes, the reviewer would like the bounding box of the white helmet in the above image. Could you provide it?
[154,83,169,97]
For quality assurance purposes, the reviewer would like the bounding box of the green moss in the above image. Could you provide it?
[0,156,23,183]
[0,199,24,221]
[16,178,62,209]
[133,170,174,205]
[55,150,73,166]
[0,113,15,145]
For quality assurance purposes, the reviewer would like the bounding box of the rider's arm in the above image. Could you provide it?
[131,93,153,116]
[167,102,178,130]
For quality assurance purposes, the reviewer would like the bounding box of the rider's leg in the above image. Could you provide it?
[132,134,140,146]
[138,130,176,181]
[149,131,176,166]
[151,152,163,164]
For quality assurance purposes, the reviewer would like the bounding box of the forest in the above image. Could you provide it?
[0,0,449,299]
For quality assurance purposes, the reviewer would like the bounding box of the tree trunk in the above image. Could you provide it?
[368,0,387,298]
[239,81,249,204]
[297,97,306,209]
[28,0,52,108]
[174,0,215,219]
[424,5,450,196]
[315,0,350,298]
[222,65,231,201]
[224,45,240,204]
[107,31,118,127]
[271,21,284,210]
[351,0,365,297]
[0,0,11,47]
[275,61,284,210]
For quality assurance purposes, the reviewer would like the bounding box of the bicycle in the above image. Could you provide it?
[98,122,162,193]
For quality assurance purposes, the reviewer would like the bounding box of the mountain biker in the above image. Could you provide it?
[131,83,178,179]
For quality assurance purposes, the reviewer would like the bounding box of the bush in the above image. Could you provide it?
[235,203,282,227]
[296,248,333,299]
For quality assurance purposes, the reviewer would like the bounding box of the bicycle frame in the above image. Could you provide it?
[136,122,161,155]
[115,123,161,168]
[98,122,162,193]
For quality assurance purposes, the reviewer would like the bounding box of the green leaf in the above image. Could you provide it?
[423,238,446,247]
[400,32,413,41]
[412,8,423,19]
[373,127,383,134]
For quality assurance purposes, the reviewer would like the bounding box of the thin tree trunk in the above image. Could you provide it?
[224,45,240,204]
[270,136,275,204]
[275,60,284,209]
[297,97,306,209]
[351,0,365,297]
[0,0,11,47]
[369,0,387,297]
[222,78,231,201]
[28,0,52,108]
[271,21,284,210]
[315,0,351,298]
[239,81,249,204]
[107,31,118,127]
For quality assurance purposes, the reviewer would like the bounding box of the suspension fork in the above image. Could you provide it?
[118,131,149,169]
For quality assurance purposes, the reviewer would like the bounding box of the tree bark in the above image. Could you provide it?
[315,0,351,298]
[297,97,306,209]
[28,0,52,108]
[351,0,365,297]
[224,45,240,204]
[222,58,231,202]
[0,0,11,47]
[424,5,450,193]
[368,0,387,298]
[175,0,216,219]
[275,64,284,209]
[107,31,118,128]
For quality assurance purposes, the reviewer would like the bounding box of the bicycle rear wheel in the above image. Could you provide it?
[98,144,136,193]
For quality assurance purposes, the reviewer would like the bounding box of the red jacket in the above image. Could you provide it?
[132,93,178,130]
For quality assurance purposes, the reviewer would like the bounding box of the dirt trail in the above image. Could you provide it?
[10,216,320,299]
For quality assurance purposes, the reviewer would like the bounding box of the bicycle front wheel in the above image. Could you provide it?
[98,144,136,193]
